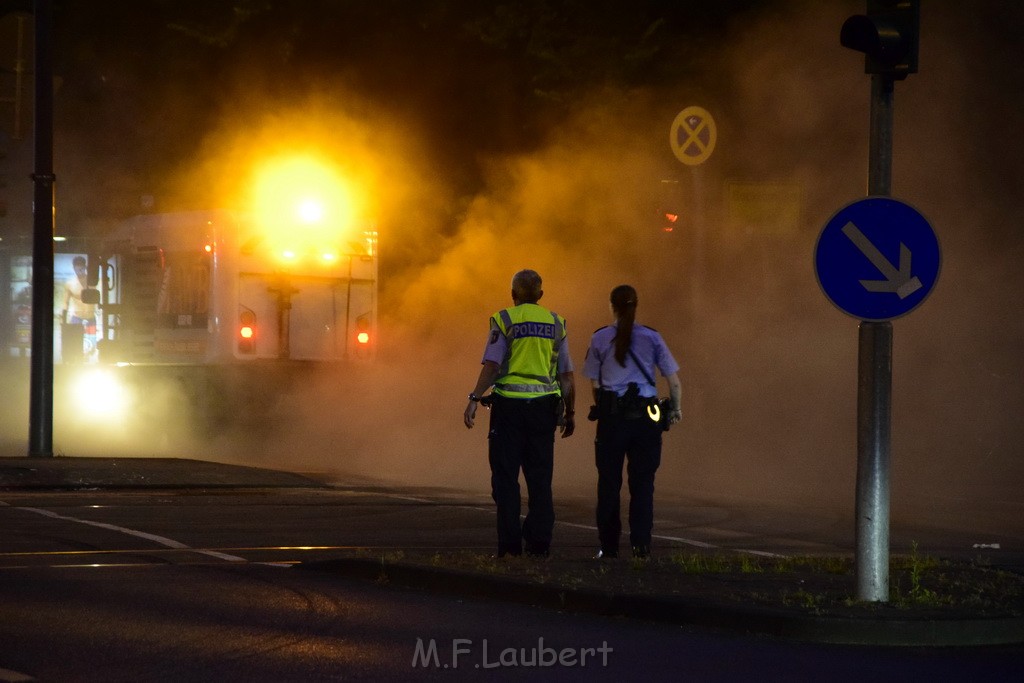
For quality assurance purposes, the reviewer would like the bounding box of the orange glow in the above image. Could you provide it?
[240,326,255,339]
[357,332,370,344]
[249,155,357,263]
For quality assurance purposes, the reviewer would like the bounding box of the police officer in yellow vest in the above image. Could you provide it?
[464,269,576,557]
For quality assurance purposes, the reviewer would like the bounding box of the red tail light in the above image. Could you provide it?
[355,314,371,352]
[238,310,256,354]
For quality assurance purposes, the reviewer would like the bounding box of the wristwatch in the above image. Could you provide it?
[468,393,481,402]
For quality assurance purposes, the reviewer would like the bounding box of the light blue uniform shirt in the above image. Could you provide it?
[583,324,679,398]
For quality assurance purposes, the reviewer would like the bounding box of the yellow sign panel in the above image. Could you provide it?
[670,106,717,166]
[725,181,803,236]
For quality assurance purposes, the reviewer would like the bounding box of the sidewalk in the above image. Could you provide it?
[0,455,321,490]
[2,456,1022,648]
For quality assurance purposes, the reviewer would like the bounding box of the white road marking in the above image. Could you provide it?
[17,506,248,563]
[3,491,784,564]
[377,493,783,556]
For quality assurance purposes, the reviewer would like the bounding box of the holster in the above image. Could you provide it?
[588,388,618,421]
[591,384,653,421]
[617,383,646,420]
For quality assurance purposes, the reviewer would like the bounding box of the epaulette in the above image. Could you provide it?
[593,324,614,334]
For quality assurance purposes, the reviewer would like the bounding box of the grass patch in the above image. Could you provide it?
[354,546,1024,618]
[668,552,734,573]
[666,551,852,576]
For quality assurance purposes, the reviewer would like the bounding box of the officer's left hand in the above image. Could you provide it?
[464,400,478,429]
[560,415,575,438]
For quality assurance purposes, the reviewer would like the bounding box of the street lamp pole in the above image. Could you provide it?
[28,0,54,457]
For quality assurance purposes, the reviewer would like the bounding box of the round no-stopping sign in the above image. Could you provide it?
[670,106,716,166]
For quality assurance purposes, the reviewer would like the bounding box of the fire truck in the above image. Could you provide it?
[89,209,377,367]
[0,204,376,448]
[0,151,378,447]
[57,208,378,439]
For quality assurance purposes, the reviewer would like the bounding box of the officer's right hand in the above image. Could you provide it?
[560,415,575,438]
[464,400,477,429]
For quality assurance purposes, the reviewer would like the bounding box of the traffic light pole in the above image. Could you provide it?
[839,0,918,602]
[855,74,895,602]
[28,0,54,457]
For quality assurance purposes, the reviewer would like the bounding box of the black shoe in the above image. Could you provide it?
[631,545,650,559]
[497,545,522,558]
[524,543,550,558]
[595,549,618,559]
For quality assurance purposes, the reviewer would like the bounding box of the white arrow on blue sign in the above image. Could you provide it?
[815,197,940,321]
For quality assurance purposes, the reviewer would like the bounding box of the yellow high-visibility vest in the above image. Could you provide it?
[491,303,566,399]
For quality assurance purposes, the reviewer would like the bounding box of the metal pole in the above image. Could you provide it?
[28,0,54,457]
[867,75,894,196]
[856,319,892,601]
[855,74,895,601]
[689,167,704,314]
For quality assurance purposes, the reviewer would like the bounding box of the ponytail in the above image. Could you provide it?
[610,285,638,367]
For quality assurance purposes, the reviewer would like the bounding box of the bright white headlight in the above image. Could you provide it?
[73,369,129,419]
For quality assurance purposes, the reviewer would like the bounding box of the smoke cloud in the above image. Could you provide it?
[3,2,1020,536]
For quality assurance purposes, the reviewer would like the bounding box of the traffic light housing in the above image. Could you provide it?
[352,313,373,358]
[355,314,371,346]
[840,0,919,79]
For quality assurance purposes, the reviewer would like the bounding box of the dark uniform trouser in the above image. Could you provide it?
[595,414,663,553]
[487,394,559,556]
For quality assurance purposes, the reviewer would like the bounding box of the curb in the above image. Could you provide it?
[298,557,1024,648]
[0,457,323,490]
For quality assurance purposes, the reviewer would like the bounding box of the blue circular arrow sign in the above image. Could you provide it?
[815,197,940,321]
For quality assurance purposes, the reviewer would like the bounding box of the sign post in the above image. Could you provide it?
[834,0,921,603]
[669,106,716,312]
[858,74,895,603]
[816,193,939,603]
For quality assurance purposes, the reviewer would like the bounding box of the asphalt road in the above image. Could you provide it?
[1,477,1022,680]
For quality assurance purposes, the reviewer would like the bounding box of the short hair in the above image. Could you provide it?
[73,256,87,268]
[511,269,543,303]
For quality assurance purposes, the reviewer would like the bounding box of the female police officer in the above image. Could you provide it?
[583,284,681,559]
